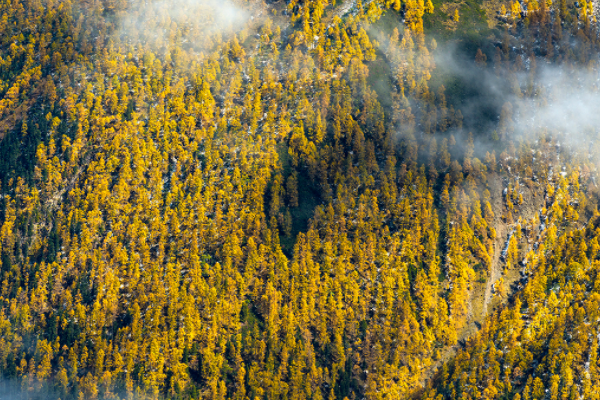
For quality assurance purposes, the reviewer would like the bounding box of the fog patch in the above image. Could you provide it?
[429,42,600,150]
[115,0,255,51]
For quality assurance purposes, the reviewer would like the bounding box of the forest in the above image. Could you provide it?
[0,0,600,398]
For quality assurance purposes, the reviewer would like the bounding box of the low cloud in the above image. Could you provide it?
[433,42,600,142]
[115,0,253,51]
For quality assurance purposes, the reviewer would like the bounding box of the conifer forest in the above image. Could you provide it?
[2,0,600,397]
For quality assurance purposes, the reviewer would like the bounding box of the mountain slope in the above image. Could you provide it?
[0,0,599,399]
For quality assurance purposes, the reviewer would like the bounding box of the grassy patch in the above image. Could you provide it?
[424,0,493,38]
[372,8,405,33]
[481,0,504,28]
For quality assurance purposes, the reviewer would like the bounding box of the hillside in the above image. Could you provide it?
[0,0,600,398]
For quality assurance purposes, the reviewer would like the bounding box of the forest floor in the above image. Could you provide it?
[415,173,546,395]
[482,173,509,318]
[478,174,545,319]
[336,0,355,18]
[322,0,355,25]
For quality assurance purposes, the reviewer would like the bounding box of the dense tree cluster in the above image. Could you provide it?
[0,0,600,398]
